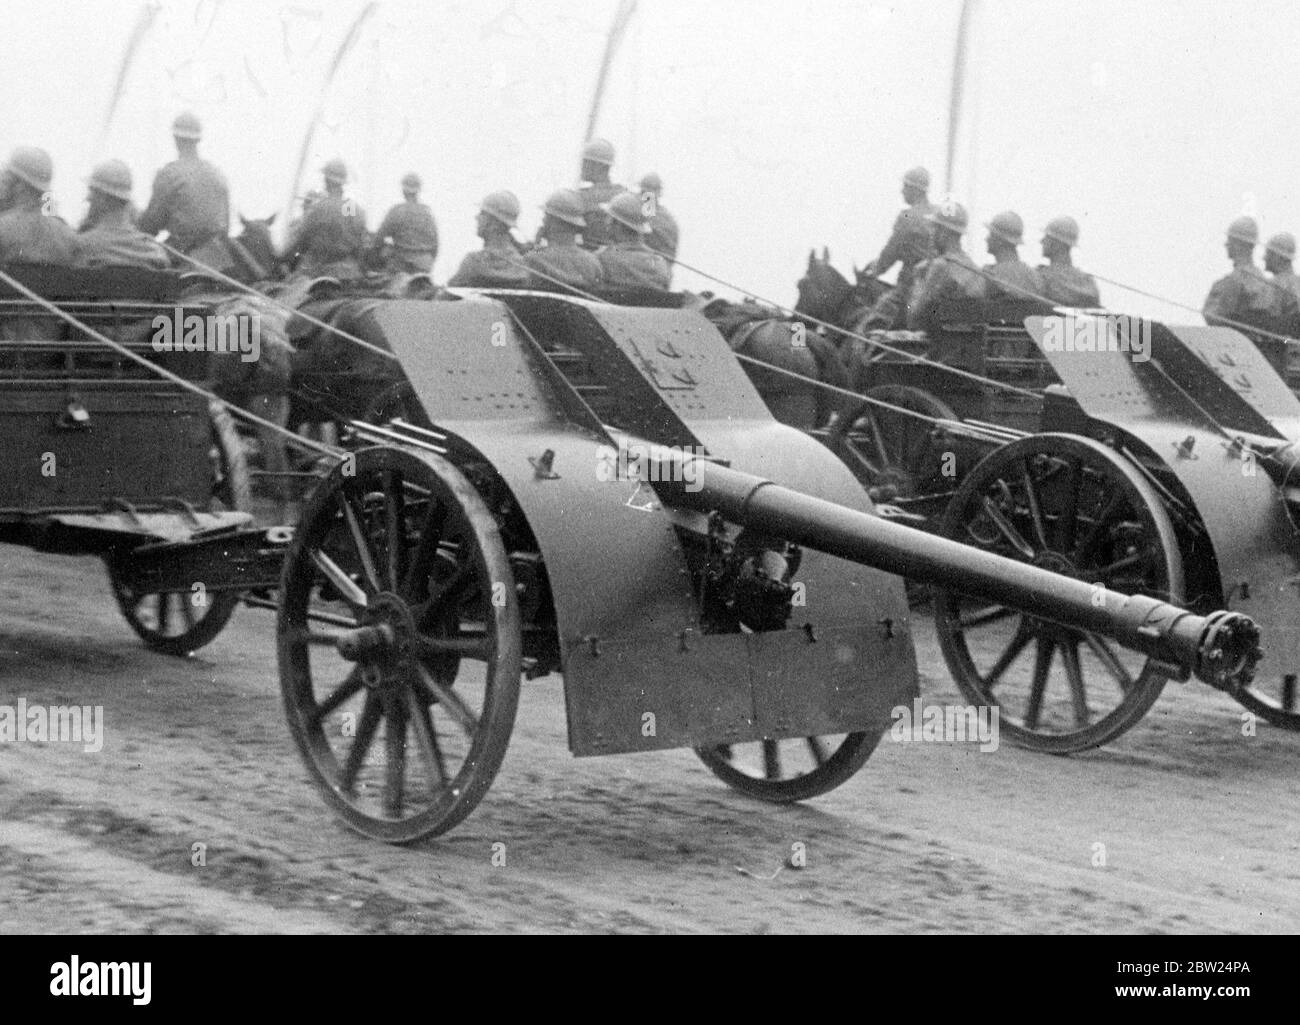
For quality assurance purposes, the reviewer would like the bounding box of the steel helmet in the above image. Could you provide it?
[87,159,134,202]
[926,200,968,234]
[401,172,421,191]
[638,171,663,195]
[903,166,931,191]
[321,159,348,185]
[172,111,203,140]
[605,191,651,234]
[479,190,520,228]
[581,137,616,167]
[986,210,1025,246]
[1042,215,1080,248]
[541,188,586,228]
[1266,232,1297,260]
[1227,216,1259,245]
[4,146,53,192]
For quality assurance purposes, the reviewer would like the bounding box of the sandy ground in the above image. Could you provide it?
[0,543,1297,935]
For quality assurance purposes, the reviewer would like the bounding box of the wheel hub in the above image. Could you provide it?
[336,592,416,687]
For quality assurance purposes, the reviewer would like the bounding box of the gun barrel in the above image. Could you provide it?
[651,451,1259,692]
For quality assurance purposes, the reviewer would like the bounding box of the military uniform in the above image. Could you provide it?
[0,207,79,264]
[578,182,626,250]
[286,194,368,277]
[1203,264,1289,331]
[375,199,438,273]
[875,201,935,293]
[138,155,230,254]
[646,204,680,262]
[597,239,671,290]
[1038,263,1101,306]
[448,238,530,288]
[79,219,170,270]
[981,259,1042,301]
[525,240,603,291]
[907,250,985,332]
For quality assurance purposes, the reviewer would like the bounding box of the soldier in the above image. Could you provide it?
[372,172,439,274]
[1037,216,1101,306]
[1264,232,1300,304]
[78,160,170,270]
[861,166,935,329]
[525,189,604,292]
[282,159,368,278]
[906,200,985,333]
[137,112,230,265]
[981,211,1042,300]
[1203,216,1291,331]
[577,138,626,251]
[638,172,679,265]
[447,191,531,288]
[596,192,671,290]
[0,146,79,265]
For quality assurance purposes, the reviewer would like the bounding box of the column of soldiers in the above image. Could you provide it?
[8,116,1299,357]
[448,137,677,292]
[860,165,1103,334]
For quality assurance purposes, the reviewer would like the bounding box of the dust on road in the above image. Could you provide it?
[0,545,1296,933]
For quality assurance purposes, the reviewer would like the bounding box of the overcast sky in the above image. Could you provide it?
[6,0,1299,321]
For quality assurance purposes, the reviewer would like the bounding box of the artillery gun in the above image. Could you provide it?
[0,268,1262,842]
[264,291,1257,841]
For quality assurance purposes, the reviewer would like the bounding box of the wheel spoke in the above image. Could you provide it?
[339,691,383,795]
[1024,636,1054,730]
[1055,457,1082,552]
[382,471,408,592]
[1082,633,1135,692]
[338,491,382,594]
[1094,551,1145,580]
[311,668,364,726]
[414,662,480,735]
[414,633,492,660]
[311,549,368,609]
[382,694,408,817]
[982,619,1035,687]
[865,414,890,468]
[762,739,781,780]
[401,499,449,599]
[1073,492,1124,563]
[980,494,1036,559]
[807,736,829,767]
[156,593,172,635]
[1020,461,1050,552]
[1061,639,1090,726]
[182,595,198,629]
[404,686,447,790]
[958,603,1018,630]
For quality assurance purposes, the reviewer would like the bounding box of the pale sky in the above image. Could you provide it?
[6,0,1300,322]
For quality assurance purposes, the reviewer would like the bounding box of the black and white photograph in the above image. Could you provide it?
[0,0,1294,965]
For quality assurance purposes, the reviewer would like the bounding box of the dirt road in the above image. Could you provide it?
[1,545,1296,934]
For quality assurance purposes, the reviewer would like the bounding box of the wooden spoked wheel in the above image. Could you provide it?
[278,446,521,843]
[106,401,249,655]
[932,434,1183,753]
[827,385,957,503]
[695,732,881,803]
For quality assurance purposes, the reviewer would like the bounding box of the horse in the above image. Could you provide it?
[686,292,852,431]
[794,247,891,342]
